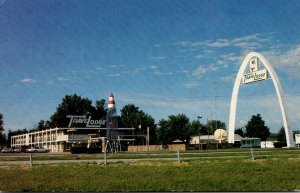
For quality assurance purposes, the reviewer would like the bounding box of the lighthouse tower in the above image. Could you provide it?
[105,92,119,152]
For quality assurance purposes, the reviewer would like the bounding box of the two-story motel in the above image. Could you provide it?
[11,127,102,152]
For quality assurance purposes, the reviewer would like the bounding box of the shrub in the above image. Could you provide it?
[70,146,87,154]
[71,147,102,154]
[273,142,287,148]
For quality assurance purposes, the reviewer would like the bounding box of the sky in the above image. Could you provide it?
[1,0,300,134]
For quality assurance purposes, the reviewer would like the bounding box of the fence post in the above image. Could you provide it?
[29,153,33,166]
[103,142,108,165]
[104,150,107,164]
[251,148,255,161]
[177,150,180,162]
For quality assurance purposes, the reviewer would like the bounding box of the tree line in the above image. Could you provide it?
[0,94,295,147]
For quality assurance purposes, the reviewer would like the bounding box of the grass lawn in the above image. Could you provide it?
[1,156,300,192]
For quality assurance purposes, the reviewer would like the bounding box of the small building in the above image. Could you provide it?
[190,135,217,144]
[295,134,300,147]
[190,134,243,145]
[168,139,187,151]
[261,141,277,148]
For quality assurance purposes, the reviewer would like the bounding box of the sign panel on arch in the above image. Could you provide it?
[242,69,268,84]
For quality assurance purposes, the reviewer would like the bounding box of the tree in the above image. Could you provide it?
[48,94,96,127]
[235,127,245,137]
[190,120,206,136]
[277,127,286,143]
[0,113,7,146]
[244,114,271,141]
[35,120,47,131]
[157,114,192,145]
[120,104,157,145]
[156,119,171,146]
[0,113,3,132]
[120,104,141,128]
[92,99,107,121]
[205,120,226,135]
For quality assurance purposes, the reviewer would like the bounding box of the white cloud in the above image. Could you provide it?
[174,41,191,47]
[151,56,166,60]
[110,64,126,68]
[107,73,121,77]
[184,33,271,50]
[182,70,190,74]
[195,54,206,59]
[192,65,219,79]
[183,81,200,89]
[220,74,236,84]
[57,77,69,81]
[20,78,36,84]
[149,65,158,69]
[264,44,300,77]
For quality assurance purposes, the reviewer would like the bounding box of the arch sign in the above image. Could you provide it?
[228,52,295,147]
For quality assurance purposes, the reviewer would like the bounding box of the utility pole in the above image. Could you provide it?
[197,116,202,150]
[147,127,150,152]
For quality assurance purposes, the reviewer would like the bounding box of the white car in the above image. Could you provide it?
[1,148,13,153]
[26,146,49,153]
[12,148,21,153]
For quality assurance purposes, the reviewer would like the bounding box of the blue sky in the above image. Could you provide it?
[1,0,300,133]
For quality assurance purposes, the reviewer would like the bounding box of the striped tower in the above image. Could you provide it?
[105,92,119,152]
[108,92,115,109]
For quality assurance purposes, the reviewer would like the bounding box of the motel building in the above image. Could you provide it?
[11,126,135,152]
[11,127,103,152]
[11,115,135,152]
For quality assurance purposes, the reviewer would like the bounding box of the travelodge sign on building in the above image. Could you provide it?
[67,115,106,128]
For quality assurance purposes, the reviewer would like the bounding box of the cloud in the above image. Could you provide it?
[149,65,158,69]
[183,81,200,89]
[57,77,69,81]
[174,41,191,47]
[264,44,300,77]
[110,64,126,68]
[148,65,173,76]
[123,67,147,76]
[220,74,236,84]
[20,78,36,84]
[151,56,166,60]
[0,0,6,7]
[107,73,121,77]
[192,65,219,79]
[181,33,271,50]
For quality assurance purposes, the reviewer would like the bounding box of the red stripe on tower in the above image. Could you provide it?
[108,92,115,108]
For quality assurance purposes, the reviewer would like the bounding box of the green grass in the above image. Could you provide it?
[1,157,300,191]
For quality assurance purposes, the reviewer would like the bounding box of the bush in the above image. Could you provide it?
[70,146,87,154]
[87,147,102,154]
[273,142,287,148]
[70,146,102,154]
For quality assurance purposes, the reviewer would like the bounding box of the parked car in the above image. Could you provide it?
[12,147,21,153]
[26,146,49,153]
[1,148,13,153]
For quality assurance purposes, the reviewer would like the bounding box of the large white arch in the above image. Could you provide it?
[228,52,295,147]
